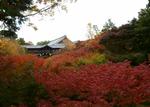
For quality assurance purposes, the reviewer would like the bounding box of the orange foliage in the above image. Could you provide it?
[0,55,45,83]
[0,38,25,55]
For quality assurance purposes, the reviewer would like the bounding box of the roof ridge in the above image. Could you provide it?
[48,35,67,46]
[50,35,66,42]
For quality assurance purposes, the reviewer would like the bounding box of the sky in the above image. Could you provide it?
[17,0,148,44]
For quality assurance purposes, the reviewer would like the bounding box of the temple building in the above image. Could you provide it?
[22,36,76,56]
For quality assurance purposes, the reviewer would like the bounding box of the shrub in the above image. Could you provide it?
[35,62,150,107]
[89,53,107,64]
[45,39,106,72]
[45,48,94,72]
[74,53,107,67]
[0,38,25,55]
[0,55,48,107]
[107,53,147,65]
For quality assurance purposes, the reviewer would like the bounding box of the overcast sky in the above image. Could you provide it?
[17,0,148,44]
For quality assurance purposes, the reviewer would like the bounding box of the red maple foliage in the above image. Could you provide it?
[0,55,45,82]
[45,47,92,72]
[35,61,150,107]
[0,55,46,106]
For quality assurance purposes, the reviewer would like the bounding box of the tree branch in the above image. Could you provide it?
[24,3,59,17]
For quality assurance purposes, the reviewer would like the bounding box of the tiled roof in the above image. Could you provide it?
[22,36,67,49]
[50,43,66,49]
[47,35,66,46]
[22,45,45,49]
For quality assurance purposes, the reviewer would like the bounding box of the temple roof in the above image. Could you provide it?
[23,35,67,49]
[22,45,44,49]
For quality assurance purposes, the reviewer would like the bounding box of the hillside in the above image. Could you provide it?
[0,34,149,106]
[0,0,150,106]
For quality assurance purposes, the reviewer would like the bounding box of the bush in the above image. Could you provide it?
[45,41,106,72]
[45,48,94,72]
[35,62,150,107]
[89,53,107,64]
[0,55,48,107]
[107,53,147,65]
[74,53,107,67]
[0,38,25,55]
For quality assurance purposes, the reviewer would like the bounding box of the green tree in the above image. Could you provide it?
[37,40,50,45]
[102,19,116,32]
[17,38,26,45]
[134,0,150,53]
